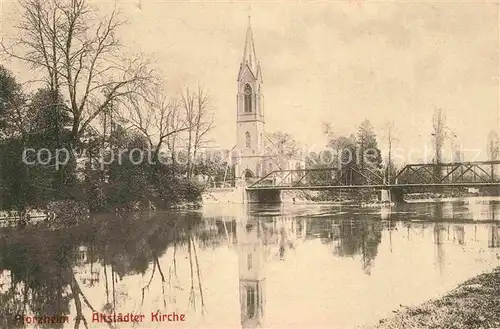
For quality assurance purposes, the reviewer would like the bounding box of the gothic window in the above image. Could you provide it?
[245,131,251,148]
[244,84,252,113]
[247,253,252,270]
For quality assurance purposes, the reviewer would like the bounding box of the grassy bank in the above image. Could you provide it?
[367,267,500,329]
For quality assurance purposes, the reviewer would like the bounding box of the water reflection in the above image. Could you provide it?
[0,198,499,328]
[489,224,500,248]
[389,198,500,222]
[237,218,266,329]
[236,215,308,328]
[0,213,215,328]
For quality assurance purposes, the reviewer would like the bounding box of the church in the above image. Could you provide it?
[232,17,304,184]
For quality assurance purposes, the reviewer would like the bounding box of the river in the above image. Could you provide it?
[0,197,500,329]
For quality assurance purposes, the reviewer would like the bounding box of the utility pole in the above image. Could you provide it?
[385,121,398,184]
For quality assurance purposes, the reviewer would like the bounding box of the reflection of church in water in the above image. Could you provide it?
[236,215,307,328]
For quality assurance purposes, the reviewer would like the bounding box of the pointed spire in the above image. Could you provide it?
[241,15,258,77]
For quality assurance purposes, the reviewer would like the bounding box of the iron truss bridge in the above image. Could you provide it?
[246,160,500,190]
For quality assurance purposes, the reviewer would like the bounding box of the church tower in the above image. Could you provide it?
[235,16,265,180]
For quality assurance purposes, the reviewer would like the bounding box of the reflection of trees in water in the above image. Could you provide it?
[452,225,465,245]
[431,203,444,220]
[187,236,205,314]
[0,230,103,329]
[489,224,500,248]
[433,199,500,222]
[383,220,398,253]
[316,218,383,275]
[0,211,226,328]
[142,213,207,314]
[195,217,237,248]
[433,224,447,276]
[491,202,500,221]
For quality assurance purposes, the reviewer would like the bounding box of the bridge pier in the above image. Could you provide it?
[245,189,282,204]
[381,188,405,204]
[391,188,405,204]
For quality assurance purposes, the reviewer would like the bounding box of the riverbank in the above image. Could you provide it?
[367,266,500,329]
[0,200,201,228]
[406,195,500,204]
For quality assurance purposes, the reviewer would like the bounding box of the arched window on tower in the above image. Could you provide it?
[244,84,252,113]
[245,131,251,148]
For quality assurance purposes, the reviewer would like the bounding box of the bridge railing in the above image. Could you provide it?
[247,161,500,190]
[394,161,500,185]
[248,166,385,189]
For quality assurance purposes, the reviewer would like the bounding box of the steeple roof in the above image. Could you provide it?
[240,15,259,78]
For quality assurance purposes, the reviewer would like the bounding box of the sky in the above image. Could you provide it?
[1,0,500,163]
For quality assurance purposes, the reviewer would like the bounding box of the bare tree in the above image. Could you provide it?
[1,0,154,147]
[487,130,499,161]
[165,98,184,173]
[431,108,448,184]
[192,87,214,165]
[487,129,499,179]
[431,108,447,164]
[322,122,334,140]
[120,87,189,163]
[264,132,302,170]
[449,130,461,162]
[181,88,195,178]
[181,86,214,179]
[383,121,399,184]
